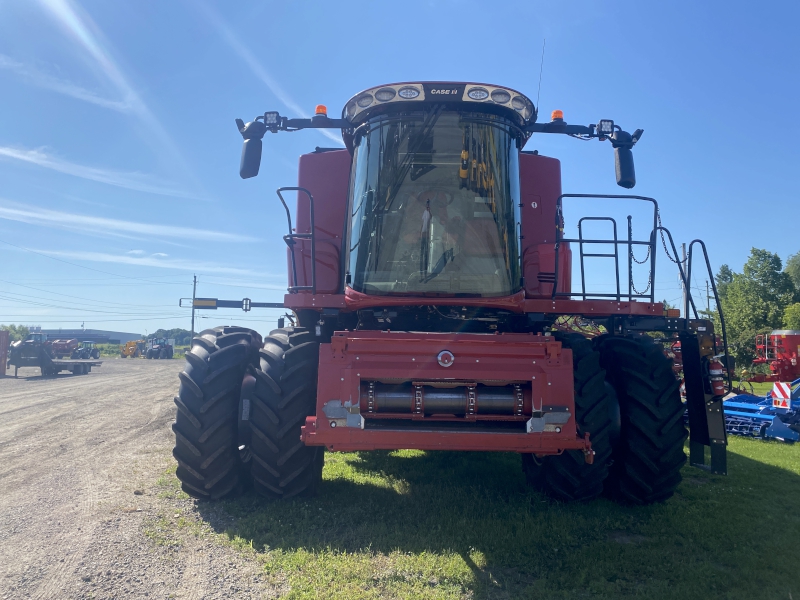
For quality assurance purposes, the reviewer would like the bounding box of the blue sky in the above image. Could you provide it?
[1,0,798,335]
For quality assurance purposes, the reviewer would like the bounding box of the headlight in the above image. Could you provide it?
[491,89,511,104]
[357,94,374,108]
[397,86,420,99]
[511,96,526,111]
[374,88,396,102]
[467,87,489,100]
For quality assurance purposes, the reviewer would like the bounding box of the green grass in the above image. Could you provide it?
[187,439,800,599]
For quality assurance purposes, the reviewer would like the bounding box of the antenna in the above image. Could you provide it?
[536,38,546,116]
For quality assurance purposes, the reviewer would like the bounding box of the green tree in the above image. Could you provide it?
[785,252,800,290]
[784,303,800,330]
[715,264,734,301]
[717,248,797,364]
[1,324,30,342]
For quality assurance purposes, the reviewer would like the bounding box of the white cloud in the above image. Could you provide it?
[152,252,168,257]
[36,248,261,276]
[197,3,344,147]
[0,201,257,243]
[0,146,192,198]
[35,0,199,186]
[0,54,130,112]
[126,249,145,255]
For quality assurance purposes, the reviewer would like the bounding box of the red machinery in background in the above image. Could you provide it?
[749,330,800,382]
[50,338,79,359]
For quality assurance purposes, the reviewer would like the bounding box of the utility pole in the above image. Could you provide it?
[681,243,687,317]
[191,274,197,339]
[706,280,711,313]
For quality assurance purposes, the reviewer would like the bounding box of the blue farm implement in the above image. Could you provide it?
[723,380,800,442]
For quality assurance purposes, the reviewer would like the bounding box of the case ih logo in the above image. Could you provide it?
[423,83,465,98]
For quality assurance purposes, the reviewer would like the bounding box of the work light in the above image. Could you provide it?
[597,119,614,136]
[264,111,281,131]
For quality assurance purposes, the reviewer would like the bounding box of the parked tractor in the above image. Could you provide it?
[120,340,146,358]
[71,341,100,360]
[172,81,730,504]
[147,338,174,360]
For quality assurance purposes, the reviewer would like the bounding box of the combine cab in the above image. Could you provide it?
[172,82,730,503]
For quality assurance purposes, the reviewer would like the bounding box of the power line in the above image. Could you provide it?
[0,279,179,309]
[0,237,194,285]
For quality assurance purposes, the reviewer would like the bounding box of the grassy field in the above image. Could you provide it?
[172,437,800,599]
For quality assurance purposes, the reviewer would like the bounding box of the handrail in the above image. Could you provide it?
[577,217,621,301]
[277,187,316,295]
[687,239,732,388]
[553,194,658,302]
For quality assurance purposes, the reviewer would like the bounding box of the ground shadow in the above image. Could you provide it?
[195,443,800,599]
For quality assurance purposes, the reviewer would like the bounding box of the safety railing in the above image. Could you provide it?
[277,187,316,294]
[686,239,732,385]
[552,194,659,302]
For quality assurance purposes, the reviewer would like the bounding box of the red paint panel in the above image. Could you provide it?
[289,149,351,294]
[303,330,583,453]
[519,152,571,297]
[301,419,590,453]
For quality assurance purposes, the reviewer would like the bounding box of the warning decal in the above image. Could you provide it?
[772,382,792,409]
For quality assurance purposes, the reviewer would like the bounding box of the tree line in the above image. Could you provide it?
[714,248,800,368]
[0,325,194,346]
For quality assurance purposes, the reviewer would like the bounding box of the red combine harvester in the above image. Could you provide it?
[173,82,730,504]
[749,330,800,382]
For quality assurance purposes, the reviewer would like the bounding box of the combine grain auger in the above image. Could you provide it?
[172,82,731,503]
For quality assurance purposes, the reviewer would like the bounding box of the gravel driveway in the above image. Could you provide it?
[0,359,272,599]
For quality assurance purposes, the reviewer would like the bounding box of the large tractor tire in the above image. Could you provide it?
[246,327,324,499]
[595,335,687,504]
[522,333,617,502]
[172,326,262,500]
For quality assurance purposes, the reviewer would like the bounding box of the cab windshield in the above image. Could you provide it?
[347,109,521,297]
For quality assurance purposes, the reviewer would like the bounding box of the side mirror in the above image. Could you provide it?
[612,129,636,189]
[239,138,263,179]
[236,118,267,179]
[614,146,636,189]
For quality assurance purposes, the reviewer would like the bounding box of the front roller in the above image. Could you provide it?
[245,327,324,499]
[172,326,262,500]
[596,335,687,504]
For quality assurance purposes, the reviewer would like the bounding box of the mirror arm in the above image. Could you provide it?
[527,122,595,136]
[282,116,350,130]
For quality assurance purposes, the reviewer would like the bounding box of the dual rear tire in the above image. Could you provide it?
[523,334,686,505]
[173,326,322,501]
